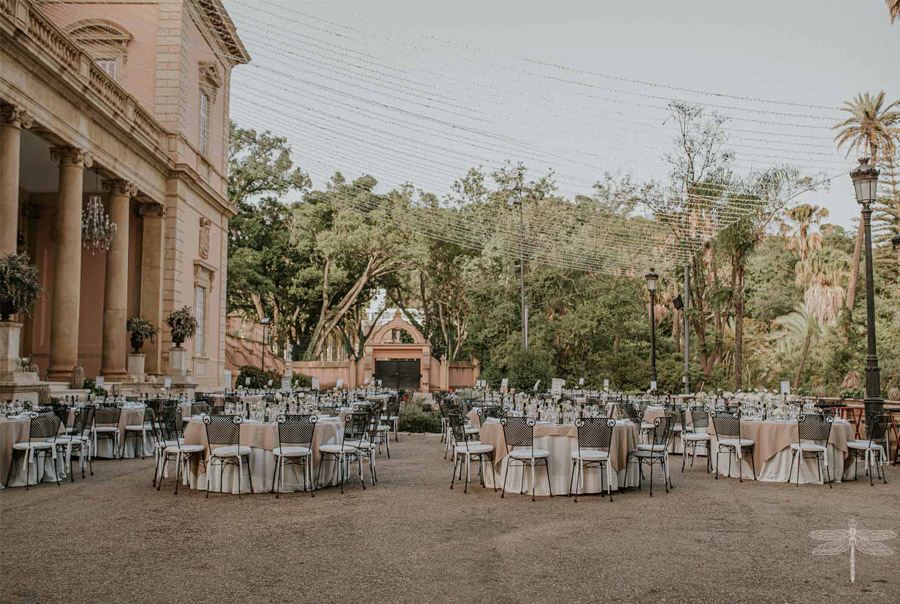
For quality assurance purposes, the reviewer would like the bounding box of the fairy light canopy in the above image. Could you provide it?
[40,0,856,274]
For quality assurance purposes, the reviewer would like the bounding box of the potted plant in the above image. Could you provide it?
[0,253,42,321]
[126,317,159,353]
[166,306,197,348]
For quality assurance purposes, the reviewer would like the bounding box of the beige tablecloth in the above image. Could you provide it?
[71,406,148,458]
[478,420,638,473]
[710,419,852,473]
[0,417,66,487]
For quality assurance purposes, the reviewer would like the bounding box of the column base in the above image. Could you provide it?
[46,367,75,382]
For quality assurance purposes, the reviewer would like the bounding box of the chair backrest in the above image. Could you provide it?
[203,414,241,446]
[797,414,833,445]
[191,402,211,416]
[500,416,535,449]
[649,415,674,447]
[385,396,401,417]
[711,411,741,439]
[71,406,94,439]
[94,406,122,426]
[343,412,369,443]
[689,407,710,430]
[575,417,615,451]
[277,414,317,448]
[447,412,471,448]
[477,405,504,422]
[622,402,643,423]
[157,406,180,444]
[29,411,61,441]
[51,404,70,429]
[864,415,891,445]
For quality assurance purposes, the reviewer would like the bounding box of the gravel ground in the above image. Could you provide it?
[1,433,897,604]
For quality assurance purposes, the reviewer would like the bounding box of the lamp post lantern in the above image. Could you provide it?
[260,317,271,375]
[645,268,659,392]
[850,158,882,434]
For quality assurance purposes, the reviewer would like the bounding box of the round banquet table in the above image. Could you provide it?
[709,418,855,483]
[476,419,641,496]
[69,406,155,459]
[0,417,65,487]
[180,416,344,494]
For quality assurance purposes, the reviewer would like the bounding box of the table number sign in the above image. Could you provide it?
[164,377,172,389]
[551,378,565,396]
[603,378,609,390]
[224,370,232,387]
[533,380,541,392]
[95,376,105,388]
[245,377,251,386]
[336,378,344,388]
[267,379,273,387]
[280,377,291,391]
[578,377,584,386]
[312,377,320,390]
[780,380,790,395]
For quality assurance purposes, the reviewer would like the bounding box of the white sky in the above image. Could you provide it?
[225,0,900,230]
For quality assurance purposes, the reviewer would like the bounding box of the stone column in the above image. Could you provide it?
[46,147,92,381]
[0,106,33,256]
[100,179,136,380]
[138,202,166,375]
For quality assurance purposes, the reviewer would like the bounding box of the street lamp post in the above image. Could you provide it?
[645,268,659,392]
[850,158,882,435]
[260,317,271,374]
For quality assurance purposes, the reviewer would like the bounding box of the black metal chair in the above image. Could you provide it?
[477,405,504,424]
[846,414,890,486]
[155,406,205,494]
[711,410,756,482]
[448,412,495,493]
[570,417,615,502]
[123,406,158,460]
[789,414,834,487]
[203,414,253,498]
[627,415,675,496]
[680,406,712,473]
[92,405,123,459]
[52,405,95,481]
[6,412,61,489]
[380,395,402,443]
[499,416,552,502]
[317,412,367,493]
[273,414,317,497]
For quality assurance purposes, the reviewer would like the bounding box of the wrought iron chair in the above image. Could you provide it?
[570,417,615,502]
[317,412,367,493]
[846,414,890,486]
[627,415,675,496]
[92,405,123,459]
[273,414,317,497]
[477,405,504,424]
[789,414,834,487]
[6,411,61,489]
[711,410,756,482]
[448,412,495,494]
[680,406,712,473]
[51,405,95,481]
[203,414,253,498]
[499,416,552,502]
[155,406,205,494]
[380,395,402,443]
[123,406,158,459]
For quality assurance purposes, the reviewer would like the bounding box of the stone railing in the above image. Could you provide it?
[3,0,169,158]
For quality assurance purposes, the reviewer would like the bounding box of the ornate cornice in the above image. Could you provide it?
[0,105,34,129]
[49,146,93,167]
[137,201,166,218]
[102,178,138,198]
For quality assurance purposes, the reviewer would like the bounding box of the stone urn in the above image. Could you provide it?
[70,366,85,389]
[0,321,23,378]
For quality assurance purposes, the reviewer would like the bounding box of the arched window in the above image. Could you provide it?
[66,20,132,81]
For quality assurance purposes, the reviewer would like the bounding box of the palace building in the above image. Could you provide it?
[0,0,248,389]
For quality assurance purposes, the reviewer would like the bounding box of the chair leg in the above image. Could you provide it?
[273,456,281,498]
[489,452,497,493]
[464,454,470,494]
[546,459,553,498]
[174,454,182,495]
[450,453,458,489]
[649,458,654,497]
[569,460,576,498]
[500,457,510,498]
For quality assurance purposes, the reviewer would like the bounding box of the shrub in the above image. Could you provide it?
[398,400,442,433]
[0,253,42,320]
[508,348,554,392]
[291,373,312,388]
[237,365,282,389]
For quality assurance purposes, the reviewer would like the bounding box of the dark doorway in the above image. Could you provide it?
[374,359,421,391]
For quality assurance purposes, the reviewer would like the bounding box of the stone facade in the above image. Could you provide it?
[0,0,249,389]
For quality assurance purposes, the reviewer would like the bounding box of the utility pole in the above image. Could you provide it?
[518,194,528,350]
[684,260,691,394]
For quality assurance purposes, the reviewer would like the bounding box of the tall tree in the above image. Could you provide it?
[832,92,900,310]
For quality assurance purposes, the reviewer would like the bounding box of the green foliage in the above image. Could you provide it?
[237,365,282,389]
[507,348,555,392]
[291,373,312,388]
[166,306,197,346]
[0,253,42,318]
[126,317,159,342]
[397,400,442,433]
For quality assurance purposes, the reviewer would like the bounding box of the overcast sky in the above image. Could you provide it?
[226,0,900,229]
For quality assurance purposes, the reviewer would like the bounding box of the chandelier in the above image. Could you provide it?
[82,194,117,253]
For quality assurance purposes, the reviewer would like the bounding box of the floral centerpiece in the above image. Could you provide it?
[165,306,197,348]
[126,317,160,353]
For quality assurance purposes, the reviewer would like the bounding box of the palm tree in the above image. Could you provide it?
[888,0,900,23]
[833,92,900,311]
[785,204,829,261]
[772,303,819,389]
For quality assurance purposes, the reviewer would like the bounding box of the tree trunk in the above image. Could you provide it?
[734,267,744,390]
[846,219,864,311]
[794,327,813,389]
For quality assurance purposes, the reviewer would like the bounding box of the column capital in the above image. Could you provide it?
[49,146,93,168]
[137,201,166,218]
[0,105,34,129]
[102,178,138,198]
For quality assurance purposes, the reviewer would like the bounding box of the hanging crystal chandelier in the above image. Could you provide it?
[82,194,117,253]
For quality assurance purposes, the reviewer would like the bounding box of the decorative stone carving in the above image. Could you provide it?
[199,61,222,102]
[102,178,138,198]
[70,366,85,389]
[198,217,211,259]
[137,202,166,218]
[0,105,34,129]
[49,146,94,168]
